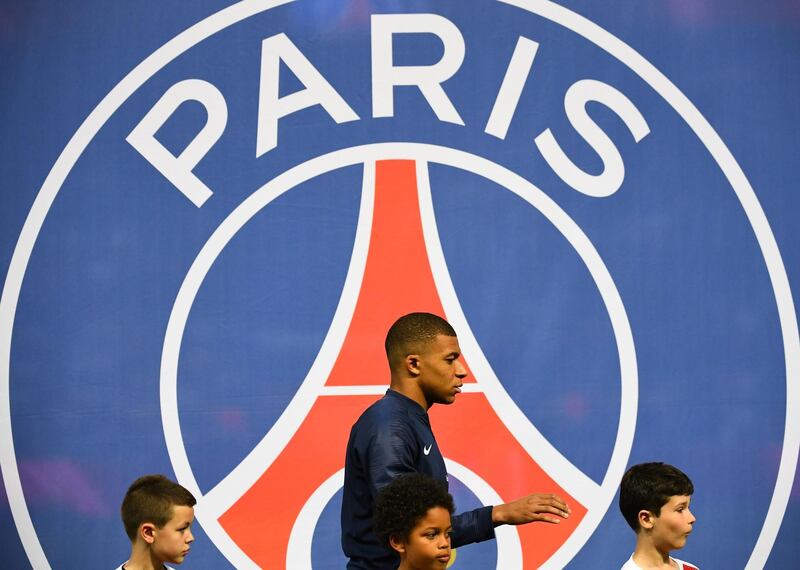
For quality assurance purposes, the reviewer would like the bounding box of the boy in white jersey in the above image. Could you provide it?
[116,474,196,570]
[619,462,698,570]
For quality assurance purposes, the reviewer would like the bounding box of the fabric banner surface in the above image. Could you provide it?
[1,1,798,568]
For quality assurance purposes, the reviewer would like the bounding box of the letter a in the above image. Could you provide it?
[257,33,359,157]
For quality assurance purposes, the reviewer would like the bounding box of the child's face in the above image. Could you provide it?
[151,505,195,564]
[650,495,695,552]
[395,506,453,570]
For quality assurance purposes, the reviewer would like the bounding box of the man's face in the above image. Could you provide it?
[395,506,453,570]
[649,495,695,552]
[416,334,467,407]
[151,505,195,564]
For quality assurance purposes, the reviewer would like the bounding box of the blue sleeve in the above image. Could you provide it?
[366,416,418,496]
[452,506,496,547]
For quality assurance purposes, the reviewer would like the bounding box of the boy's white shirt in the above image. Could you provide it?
[620,554,699,569]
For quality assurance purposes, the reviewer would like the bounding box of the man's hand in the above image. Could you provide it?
[491,493,571,526]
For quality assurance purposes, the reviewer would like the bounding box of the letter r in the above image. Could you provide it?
[371,14,465,124]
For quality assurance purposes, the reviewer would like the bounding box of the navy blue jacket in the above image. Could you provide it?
[341,389,495,569]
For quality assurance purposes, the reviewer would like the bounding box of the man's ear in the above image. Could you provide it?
[406,354,421,376]
[139,522,157,544]
[638,509,656,530]
[389,534,407,555]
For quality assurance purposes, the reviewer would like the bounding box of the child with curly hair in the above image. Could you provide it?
[373,473,456,570]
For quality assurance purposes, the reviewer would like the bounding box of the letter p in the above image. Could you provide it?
[127,79,227,207]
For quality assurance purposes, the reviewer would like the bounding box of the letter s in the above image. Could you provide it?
[535,79,650,197]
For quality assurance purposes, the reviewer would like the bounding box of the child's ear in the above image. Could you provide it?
[389,534,407,555]
[139,522,157,544]
[637,509,656,530]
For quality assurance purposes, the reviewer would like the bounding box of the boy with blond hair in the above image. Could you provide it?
[116,474,196,570]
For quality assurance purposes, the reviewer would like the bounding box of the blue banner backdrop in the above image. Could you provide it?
[1,1,798,568]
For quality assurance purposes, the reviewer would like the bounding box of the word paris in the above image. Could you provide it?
[127,13,650,207]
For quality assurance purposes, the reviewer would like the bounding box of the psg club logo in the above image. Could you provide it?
[1,1,797,568]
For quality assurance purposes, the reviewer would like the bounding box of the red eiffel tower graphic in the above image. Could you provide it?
[218,160,585,567]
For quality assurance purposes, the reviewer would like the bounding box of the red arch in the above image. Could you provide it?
[219,160,584,567]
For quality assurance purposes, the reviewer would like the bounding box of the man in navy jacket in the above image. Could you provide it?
[341,312,571,569]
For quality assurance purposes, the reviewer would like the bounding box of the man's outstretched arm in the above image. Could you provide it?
[492,493,571,526]
[450,493,570,547]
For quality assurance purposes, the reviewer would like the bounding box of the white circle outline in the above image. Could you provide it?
[159,144,637,568]
[0,0,795,568]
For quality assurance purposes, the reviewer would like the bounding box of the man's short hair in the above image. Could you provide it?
[373,473,455,545]
[385,312,457,366]
[619,462,694,532]
[121,474,196,541]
